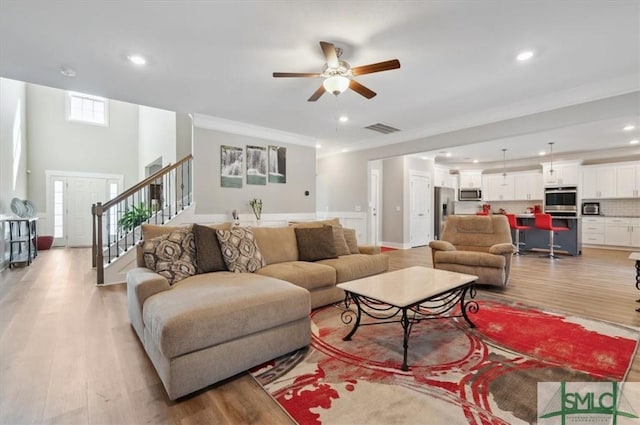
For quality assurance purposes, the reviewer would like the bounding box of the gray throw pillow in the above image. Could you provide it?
[193,223,227,273]
[294,226,338,262]
[343,228,360,254]
[330,225,351,256]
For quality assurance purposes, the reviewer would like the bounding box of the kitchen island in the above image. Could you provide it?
[513,215,581,256]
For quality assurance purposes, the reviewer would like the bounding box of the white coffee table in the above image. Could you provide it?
[337,266,479,371]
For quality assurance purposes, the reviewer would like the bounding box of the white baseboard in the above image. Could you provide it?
[380,241,413,250]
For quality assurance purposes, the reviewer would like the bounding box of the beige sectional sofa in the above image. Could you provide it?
[126,220,388,400]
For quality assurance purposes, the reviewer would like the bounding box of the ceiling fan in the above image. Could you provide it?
[273,41,401,102]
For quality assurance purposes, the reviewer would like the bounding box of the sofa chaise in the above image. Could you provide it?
[127,220,389,400]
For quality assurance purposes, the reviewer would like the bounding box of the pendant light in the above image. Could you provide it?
[501,148,508,185]
[548,142,555,176]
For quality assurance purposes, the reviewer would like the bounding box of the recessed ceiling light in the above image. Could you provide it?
[516,50,535,62]
[630,139,639,145]
[341,148,349,153]
[127,54,147,65]
[339,116,349,123]
[624,125,636,131]
[445,152,452,157]
[538,151,546,156]
[315,143,322,149]
[473,159,479,164]
[59,66,76,77]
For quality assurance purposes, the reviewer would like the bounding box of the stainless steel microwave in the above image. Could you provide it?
[459,189,482,201]
[582,202,600,215]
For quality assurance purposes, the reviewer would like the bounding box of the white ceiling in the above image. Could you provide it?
[1,1,639,164]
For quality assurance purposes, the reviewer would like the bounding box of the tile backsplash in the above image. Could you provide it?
[454,199,639,217]
[481,200,543,214]
[597,199,640,217]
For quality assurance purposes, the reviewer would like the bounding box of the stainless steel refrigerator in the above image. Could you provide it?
[434,187,455,240]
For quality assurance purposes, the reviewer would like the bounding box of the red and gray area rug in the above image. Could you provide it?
[251,298,639,425]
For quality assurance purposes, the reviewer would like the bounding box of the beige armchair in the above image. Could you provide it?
[429,215,516,287]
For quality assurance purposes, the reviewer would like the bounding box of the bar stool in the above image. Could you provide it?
[534,213,569,259]
[506,214,530,255]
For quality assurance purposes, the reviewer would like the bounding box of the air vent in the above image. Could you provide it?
[364,123,401,134]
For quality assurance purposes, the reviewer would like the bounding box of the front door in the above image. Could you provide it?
[67,177,109,247]
[47,171,123,247]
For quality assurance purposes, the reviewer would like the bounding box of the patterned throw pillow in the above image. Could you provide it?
[143,225,197,285]
[216,227,266,273]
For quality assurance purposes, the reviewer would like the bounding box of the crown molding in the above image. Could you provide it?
[192,113,318,148]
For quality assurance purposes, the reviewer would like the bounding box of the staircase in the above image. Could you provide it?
[91,155,193,284]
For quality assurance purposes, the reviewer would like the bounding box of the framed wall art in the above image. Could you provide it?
[246,145,267,185]
[268,145,287,183]
[220,145,243,188]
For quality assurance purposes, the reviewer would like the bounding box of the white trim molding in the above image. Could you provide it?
[192,113,318,148]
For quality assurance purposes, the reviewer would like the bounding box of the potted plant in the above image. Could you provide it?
[249,198,263,225]
[118,203,152,232]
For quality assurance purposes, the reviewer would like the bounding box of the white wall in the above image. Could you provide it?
[25,84,139,215]
[193,127,316,217]
[176,113,192,160]
[0,78,27,214]
[0,78,28,268]
[316,92,640,243]
[138,105,176,178]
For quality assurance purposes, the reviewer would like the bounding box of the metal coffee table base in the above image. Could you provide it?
[340,283,478,371]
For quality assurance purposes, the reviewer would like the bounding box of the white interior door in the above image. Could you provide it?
[369,169,380,245]
[410,172,431,247]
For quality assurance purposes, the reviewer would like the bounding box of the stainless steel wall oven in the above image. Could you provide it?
[544,186,577,216]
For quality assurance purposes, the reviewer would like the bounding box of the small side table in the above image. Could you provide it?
[629,252,640,312]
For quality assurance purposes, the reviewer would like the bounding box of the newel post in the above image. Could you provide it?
[94,202,105,285]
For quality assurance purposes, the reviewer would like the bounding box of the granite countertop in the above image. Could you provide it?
[515,214,580,219]
[586,215,640,218]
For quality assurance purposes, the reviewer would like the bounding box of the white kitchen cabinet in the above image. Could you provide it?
[604,217,640,247]
[542,162,580,186]
[434,165,456,188]
[513,171,543,201]
[581,217,605,245]
[482,174,515,201]
[459,171,482,189]
[581,165,617,199]
[616,163,640,198]
[632,220,640,247]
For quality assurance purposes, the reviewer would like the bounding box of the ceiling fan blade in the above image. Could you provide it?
[351,59,401,76]
[307,85,326,102]
[320,41,339,68]
[349,80,377,99]
[273,72,321,78]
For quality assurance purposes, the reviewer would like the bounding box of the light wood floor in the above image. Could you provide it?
[1,246,639,424]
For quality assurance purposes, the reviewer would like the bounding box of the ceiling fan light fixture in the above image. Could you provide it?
[323,75,350,96]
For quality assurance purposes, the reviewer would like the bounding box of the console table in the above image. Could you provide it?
[2,218,38,268]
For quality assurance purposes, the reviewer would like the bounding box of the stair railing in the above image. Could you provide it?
[92,154,193,284]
